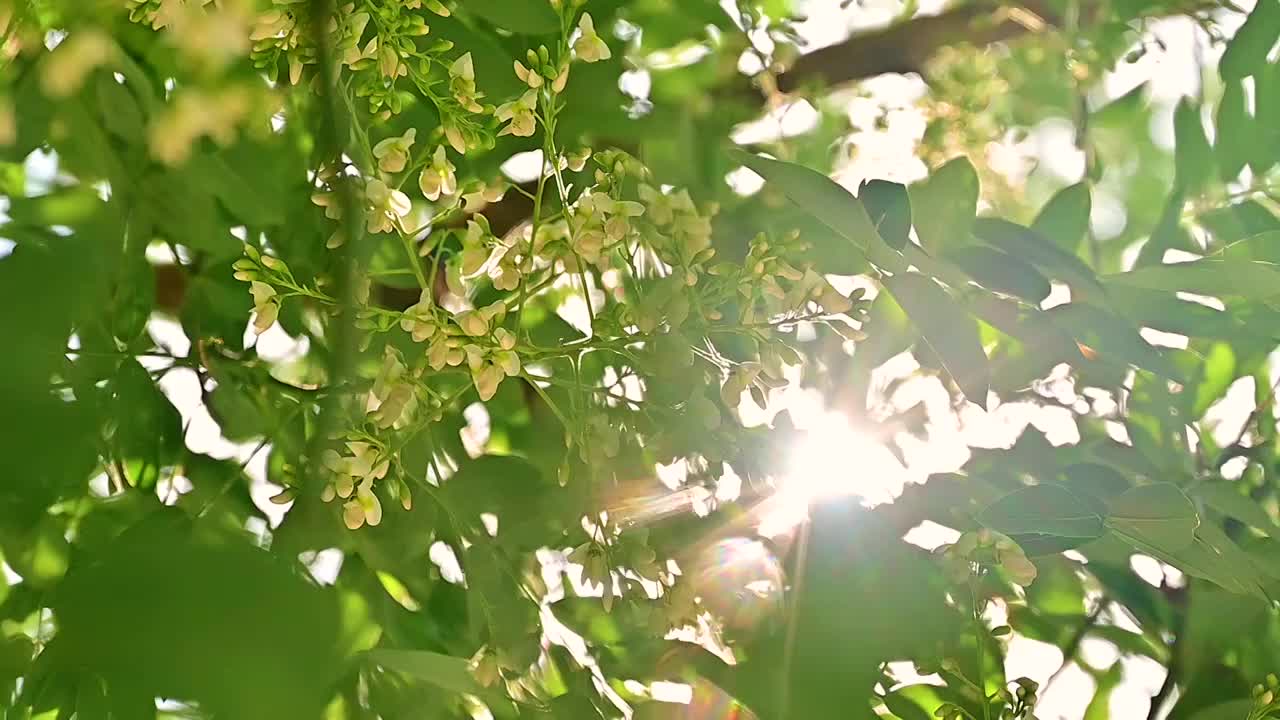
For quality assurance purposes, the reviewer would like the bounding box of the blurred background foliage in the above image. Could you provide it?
[0,0,1279,718]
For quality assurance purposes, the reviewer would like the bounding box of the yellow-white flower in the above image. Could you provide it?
[551,63,571,94]
[573,13,611,63]
[638,184,674,225]
[443,122,469,155]
[400,290,438,342]
[379,43,407,79]
[459,218,495,277]
[514,60,543,89]
[489,253,521,291]
[373,128,416,173]
[249,281,279,334]
[449,52,485,113]
[495,90,538,138]
[463,342,521,402]
[250,9,295,41]
[418,146,457,201]
[42,30,114,98]
[462,181,506,212]
[365,178,412,234]
[427,336,467,370]
[367,347,417,429]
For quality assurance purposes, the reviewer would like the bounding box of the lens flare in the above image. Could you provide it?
[687,537,784,632]
[758,413,906,537]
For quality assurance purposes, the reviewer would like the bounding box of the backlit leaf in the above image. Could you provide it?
[908,156,978,251]
[1032,182,1092,253]
[1105,482,1199,555]
[883,272,989,405]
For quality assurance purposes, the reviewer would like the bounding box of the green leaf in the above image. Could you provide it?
[465,0,561,34]
[53,513,346,719]
[1219,0,1279,80]
[972,217,1101,295]
[1250,61,1280,174]
[368,649,483,696]
[1191,520,1270,598]
[1104,257,1280,299]
[1196,482,1278,536]
[882,272,989,405]
[978,484,1105,540]
[187,152,286,227]
[1032,182,1092,252]
[1215,79,1251,182]
[944,245,1052,303]
[858,179,912,250]
[908,156,978,251]
[1083,664,1124,720]
[1046,303,1185,380]
[1187,699,1254,720]
[1192,343,1238,418]
[1104,482,1199,555]
[730,149,880,252]
[1173,98,1214,194]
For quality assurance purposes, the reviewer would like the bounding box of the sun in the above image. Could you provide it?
[757,412,908,537]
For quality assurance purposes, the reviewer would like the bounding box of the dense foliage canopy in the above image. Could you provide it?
[2,0,1280,717]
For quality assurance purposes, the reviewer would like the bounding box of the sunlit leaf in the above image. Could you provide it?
[1195,482,1279,536]
[731,149,878,250]
[1173,98,1214,194]
[1032,182,1092,253]
[859,178,912,250]
[1104,482,1199,555]
[1219,0,1279,80]
[883,272,990,405]
[908,156,978,251]
[1105,256,1280,299]
[979,484,1105,538]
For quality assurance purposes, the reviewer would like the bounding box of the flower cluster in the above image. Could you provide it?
[937,528,1037,587]
[321,442,390,530]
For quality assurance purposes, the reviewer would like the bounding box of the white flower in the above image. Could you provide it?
[495,90,538,138]
[449,52,484,113]
[418,146,457,201]
[573,13,611,63]
[365,178,412,234]
[373,128,416,173]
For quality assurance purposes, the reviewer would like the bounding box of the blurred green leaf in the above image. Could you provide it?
[883,272,989,405]
[944,245,1052,303]
[1195,482,1278,536]
[908,156,978,252]
[731,149,880,255]
[1105,482,1199,555]
[859,178,912,250]
[1219,0,1279,80]
[979,483,1106,541]
[1173,98,1213,194]
[1032,182,1092,253]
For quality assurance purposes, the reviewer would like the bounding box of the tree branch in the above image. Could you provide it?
[775,1,1054,92]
